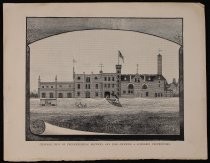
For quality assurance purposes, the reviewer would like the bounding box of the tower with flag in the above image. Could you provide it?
[116,50,124,96]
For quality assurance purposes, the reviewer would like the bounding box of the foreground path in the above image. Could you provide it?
[41,122,109,135]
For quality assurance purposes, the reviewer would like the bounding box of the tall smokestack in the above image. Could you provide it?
[157,54,162,75]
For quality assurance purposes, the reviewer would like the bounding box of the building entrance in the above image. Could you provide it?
[104,91,110,98]
[85,91,90,98]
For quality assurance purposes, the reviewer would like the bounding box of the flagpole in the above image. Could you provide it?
[118,52,119,65]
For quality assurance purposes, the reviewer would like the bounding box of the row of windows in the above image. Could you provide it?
[41,92,72,98]
[86,84,91,89]
[123,90,134,94]
[77,84,99,89]
[155,93,163,97]
[77,83,115,89]
[42,83,161,89]
[134,78,140,82]
[121,91,163,97]
[77,76,99,80]
[104,84,115,88]
[42,92,163,98]
[42,85,54,88]
[104,77,115,81]
[41,84,72,88]
[76,92,99,97]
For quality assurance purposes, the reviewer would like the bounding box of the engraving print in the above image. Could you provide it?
[26,18,183,141]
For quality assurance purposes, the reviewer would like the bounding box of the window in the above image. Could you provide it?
[77,84,80,89]
[51,86,53,88]
[77,92,80,96]
[95,92,98,97]
[77,76,81,80]
[159,84,160,87]
[104,84,107,88]
[123,90,126,94]
[59,85,62,88]
[108,84,110,88]
[108,77,110,81]
[142,84,147,89]
[155,93,157,97]
[128,84,134,89]
[42,86,44,88]
[95,77,98,80]
[46,86,49,88]
[128,84,134,94]
[41,93,46,98]
[49,93,54,98]
[146,92,149,97]
[95,84,98,89]
[86,84,90,89]
[69,84,71,87]
[135,78,137,82]
[67,93,72,98]
[104,77,107,81]
[112,77,115,81]
[161,93,163,97]
[138,79,140,82]
[86,77,90,82]
[117,70,120,73]
[112,84,115,88]
[58,93,63,98]
[86,91,90,98]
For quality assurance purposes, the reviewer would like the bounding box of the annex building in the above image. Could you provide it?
[38,54,176,98]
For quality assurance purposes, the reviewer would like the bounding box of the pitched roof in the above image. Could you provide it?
[121,74,166,82]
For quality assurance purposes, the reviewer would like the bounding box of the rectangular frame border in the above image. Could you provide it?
[25,17,184,141]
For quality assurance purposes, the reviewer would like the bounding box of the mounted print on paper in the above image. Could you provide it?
[26,17,183,141]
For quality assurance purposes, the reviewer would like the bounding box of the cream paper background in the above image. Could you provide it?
[3,3,207,160]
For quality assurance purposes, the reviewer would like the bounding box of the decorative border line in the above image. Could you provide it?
[26,17,184,141]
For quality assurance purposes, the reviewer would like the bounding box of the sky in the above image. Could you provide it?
[30,30,180,92]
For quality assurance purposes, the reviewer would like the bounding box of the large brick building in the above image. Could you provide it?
[38,54,174,98]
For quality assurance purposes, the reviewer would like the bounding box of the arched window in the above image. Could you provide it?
[128,84,134,89]
[128,84,134,94]
[142,84,148,89]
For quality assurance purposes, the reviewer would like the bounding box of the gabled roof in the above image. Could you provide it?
[121,74,166,82]
[121,74,135,81]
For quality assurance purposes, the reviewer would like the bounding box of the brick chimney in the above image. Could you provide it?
[157,54,162,75]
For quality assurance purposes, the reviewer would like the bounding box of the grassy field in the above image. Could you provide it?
[30,97,180,135]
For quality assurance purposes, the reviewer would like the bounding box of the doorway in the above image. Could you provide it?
[85,91,90,98]
[104,91,110,98]
[67,93,72,98]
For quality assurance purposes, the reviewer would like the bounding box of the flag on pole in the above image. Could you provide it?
[118,50,124,63]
